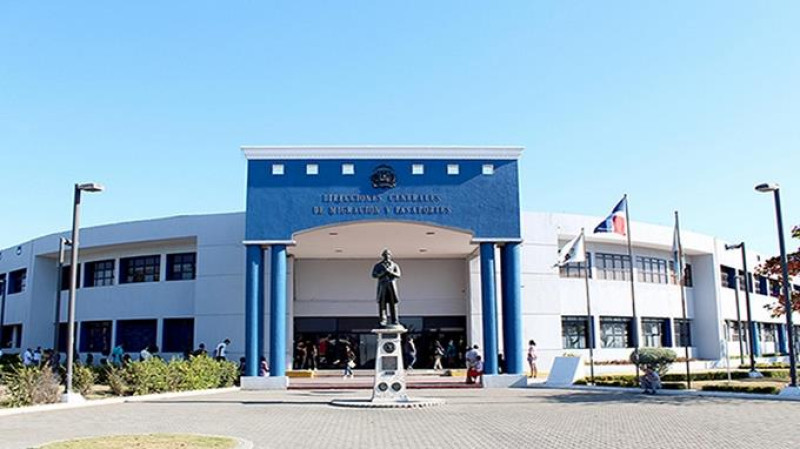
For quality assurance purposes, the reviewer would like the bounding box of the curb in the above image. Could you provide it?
[526,383,800,402]
[0,387,240,417]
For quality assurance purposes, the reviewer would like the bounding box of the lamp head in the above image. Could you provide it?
[77,182,105,193]
[755,183,779,193]
[725,243,743,251]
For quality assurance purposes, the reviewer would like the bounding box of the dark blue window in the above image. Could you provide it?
[80,321,112,353]
[116,319,157,352]
[162,318,194,353]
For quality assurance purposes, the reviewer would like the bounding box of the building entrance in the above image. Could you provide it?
[293,316,466,370]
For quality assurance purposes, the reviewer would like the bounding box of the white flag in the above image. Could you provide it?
[557,232,586,267]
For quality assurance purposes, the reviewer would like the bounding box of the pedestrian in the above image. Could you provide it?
[465,344,480,370]
[150,345,161,360]
[238,357,247,377]
[111,344,124,366]
[640,366,661,394]
[33,347,43,366]
[445,339,457,368]
[318,337,329,367]
[527,340,538,378]
[85,353,94,366]
[306,341,318,371]
[406,337,417,370]
[140,345,152,361]
[343,346,356,379]
[22,348,34,366]
[295,341,307,369]
[259,356,269,377]
[467,355,485,384]
[215,338,231,361]
[432,340,445,370]
[193,343,208,357]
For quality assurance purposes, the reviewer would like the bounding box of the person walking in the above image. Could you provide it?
[33,347,43,366]
[432,340,445,370]
[445,339,457,368]
[192,343,208,357]
[259,356,270,377]
[465,344,481,370]
[215,338,230,361]
[527,340,538,378]
[22,348,34,366]
[343,346,356,379]
[110,344,124,366]
[406,337,417,370]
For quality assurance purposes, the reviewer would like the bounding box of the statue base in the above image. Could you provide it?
[329,326,443,409]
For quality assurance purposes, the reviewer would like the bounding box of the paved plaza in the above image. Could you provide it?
[1,388,799,448]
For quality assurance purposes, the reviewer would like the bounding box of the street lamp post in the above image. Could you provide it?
[725,243,759,376]
[63,182,104,403]
[755,182,797,391]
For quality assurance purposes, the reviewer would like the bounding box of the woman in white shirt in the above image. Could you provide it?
[527,340,538,378]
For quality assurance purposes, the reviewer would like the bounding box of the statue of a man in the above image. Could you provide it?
[372,249,401,327]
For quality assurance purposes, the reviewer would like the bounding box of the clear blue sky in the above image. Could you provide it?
[1,2,798,255]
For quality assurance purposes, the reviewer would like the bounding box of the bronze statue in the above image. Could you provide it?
[372,249,401,327]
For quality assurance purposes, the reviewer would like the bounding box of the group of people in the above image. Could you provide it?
[293,336,358,374]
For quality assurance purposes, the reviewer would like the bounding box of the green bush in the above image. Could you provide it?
[630,348,677,377]
[701,384,780,395]
[126,358,171,395]
[72,364,97,396]
[2,365,62,407]
[104,365,129,396]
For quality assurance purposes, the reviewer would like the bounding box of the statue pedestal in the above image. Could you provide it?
[330,325,443,409]
[370,326,409,403]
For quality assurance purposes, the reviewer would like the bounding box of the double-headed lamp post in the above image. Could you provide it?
[755,182,797,390]
[63,182,104,403]
[724,242,759,376]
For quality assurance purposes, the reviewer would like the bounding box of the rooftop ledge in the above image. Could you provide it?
[241,146,524,161]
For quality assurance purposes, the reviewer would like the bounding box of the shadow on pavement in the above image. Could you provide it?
[536,391,753,407]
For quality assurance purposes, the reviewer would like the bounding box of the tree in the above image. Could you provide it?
[757,225,800,316]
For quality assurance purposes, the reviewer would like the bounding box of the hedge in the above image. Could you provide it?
[701,384,780,395]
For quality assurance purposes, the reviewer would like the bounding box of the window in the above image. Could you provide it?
[412,164,424,175]
[559,253,591,278]
[669,261,693,286]
[596,253,631,281]
[79,321,112,353]
[769,280,781,297]
[642,318,667,347]
[306,163,318,175]
[8,269,26,294]
[1,324,22,349]
[84,260,114,287]
[600,317,632,348]
[0,273,4,295]
[761,323,777,343]
[562,316,591,349]
[755,275,768,295]
[725,320,748,343]
[720,266,736,289]
[162,318,195,353]
[342,163,354,175]
[674,319,692,347]
[57,323,73,353]
[120,255,160,284]
[637,257,668,284]
[116,319,158,352]
[61,264,82,290]
[166,253,196,281]
[737,271,753,292]
[482,164,494,175]
[271,164,284,175]
[447,164,459,175]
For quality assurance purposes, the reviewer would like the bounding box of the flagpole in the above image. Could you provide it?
[581,228,595,384]
[623,194,640,380]
[675,211,692,389]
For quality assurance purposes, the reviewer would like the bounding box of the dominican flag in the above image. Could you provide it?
[672,212,684,284]
[594,197,628,236]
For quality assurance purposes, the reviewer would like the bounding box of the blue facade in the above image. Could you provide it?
[243,148,523,380]
[245,159,520,241]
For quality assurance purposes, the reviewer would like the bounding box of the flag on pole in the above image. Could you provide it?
[672,212,684,284]
[556,232,586,267]
[593,197,628,236]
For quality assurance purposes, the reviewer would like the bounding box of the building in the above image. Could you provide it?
[1,147,798,380]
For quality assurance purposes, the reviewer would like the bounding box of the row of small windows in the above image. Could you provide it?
[724,321,800,355]
[561,316,692,349]
[271,163,495,176]
[559,252,693,287]
[59,252,196,291]
[719,265,800,297]
[50,318,194,354]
